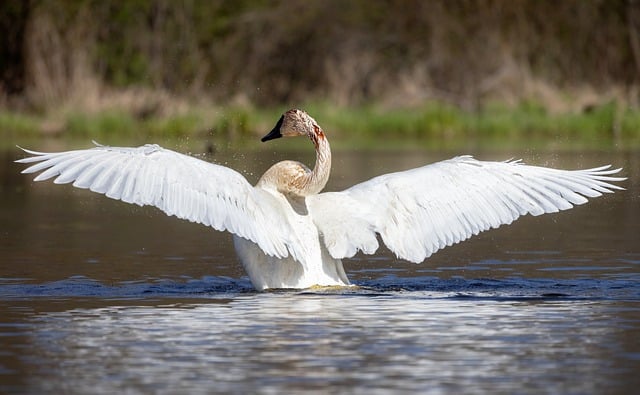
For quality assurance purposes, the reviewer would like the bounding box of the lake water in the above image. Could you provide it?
[1,142,639,394]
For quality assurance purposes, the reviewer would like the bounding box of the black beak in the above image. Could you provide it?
[261,115,284,142]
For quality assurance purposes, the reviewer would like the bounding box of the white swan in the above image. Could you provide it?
[17,109,625,290]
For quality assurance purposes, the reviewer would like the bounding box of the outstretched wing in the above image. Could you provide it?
[17,143,298,259]
[309,156,625,262]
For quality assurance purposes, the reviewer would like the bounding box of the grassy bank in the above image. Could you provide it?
[3,1,638,152]
[2,101,639,150]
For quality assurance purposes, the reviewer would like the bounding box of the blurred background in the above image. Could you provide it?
[1,0,639,147]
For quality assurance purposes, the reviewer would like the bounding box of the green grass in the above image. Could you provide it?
[66,110,138,137]
[300,101,640,149]
[3,101,640,150]
[0,111,41,137]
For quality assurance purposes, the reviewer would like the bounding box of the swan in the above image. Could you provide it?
[17,109,625,290]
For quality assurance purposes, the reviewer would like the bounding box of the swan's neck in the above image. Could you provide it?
[304,125,331,195]
[257,125,331,196]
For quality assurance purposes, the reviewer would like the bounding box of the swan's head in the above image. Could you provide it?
[261,109,318,142]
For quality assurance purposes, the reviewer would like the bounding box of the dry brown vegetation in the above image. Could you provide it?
[0,0,639,137]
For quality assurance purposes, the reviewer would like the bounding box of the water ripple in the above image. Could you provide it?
[0,274,638,301]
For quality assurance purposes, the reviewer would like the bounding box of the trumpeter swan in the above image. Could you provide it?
[17,109,625,290]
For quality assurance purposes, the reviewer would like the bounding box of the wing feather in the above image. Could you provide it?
[310,156,624,263]
[17,144,297,259]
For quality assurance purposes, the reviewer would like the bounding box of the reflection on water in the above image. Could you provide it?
[1,145,640,394]
[4,293,640,394]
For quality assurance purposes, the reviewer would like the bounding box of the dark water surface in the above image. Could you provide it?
[1,143,639,394]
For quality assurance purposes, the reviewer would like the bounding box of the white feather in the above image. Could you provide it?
[311,156,624,263]
[17,144,300,262]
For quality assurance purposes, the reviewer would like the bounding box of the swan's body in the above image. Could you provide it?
[17,109,625,290]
